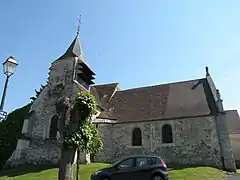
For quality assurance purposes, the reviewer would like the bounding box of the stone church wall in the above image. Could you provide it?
[229,134,240,167]
[25,139,61,165]
[94,116,223,168]
[7,57,81,167]
[92,124,114,163]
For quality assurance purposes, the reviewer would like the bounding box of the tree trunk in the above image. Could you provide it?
[76,149,80,180]
[56,98,82,180]
[58,147,76,180]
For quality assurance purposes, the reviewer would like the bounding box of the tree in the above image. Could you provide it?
[56,91,103,180]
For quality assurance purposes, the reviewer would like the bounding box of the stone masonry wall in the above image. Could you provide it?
[26,139,61,165]
[93,124,114,163]
[95,116,223,168]
[7,57,78,166]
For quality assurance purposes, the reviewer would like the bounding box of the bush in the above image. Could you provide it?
[0,103,31,170]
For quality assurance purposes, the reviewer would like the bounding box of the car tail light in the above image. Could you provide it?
[159,159,167,168]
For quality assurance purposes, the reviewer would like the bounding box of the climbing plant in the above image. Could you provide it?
[62,91,102,152]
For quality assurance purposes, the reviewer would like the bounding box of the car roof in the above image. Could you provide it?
[123,155,161,159]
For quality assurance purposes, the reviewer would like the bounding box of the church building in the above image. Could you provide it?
[7,32,240,172]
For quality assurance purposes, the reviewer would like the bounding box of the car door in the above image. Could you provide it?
[133,157,153,180]
[110,158,135,180]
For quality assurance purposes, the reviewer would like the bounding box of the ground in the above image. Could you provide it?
[0,163,239,180]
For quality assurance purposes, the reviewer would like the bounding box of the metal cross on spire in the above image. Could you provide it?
[76,15,83,36]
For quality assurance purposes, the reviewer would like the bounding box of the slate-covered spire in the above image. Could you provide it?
[56,35,82,60]
[57,16,85,61]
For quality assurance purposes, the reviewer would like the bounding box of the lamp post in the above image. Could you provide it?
[0,56,18,111]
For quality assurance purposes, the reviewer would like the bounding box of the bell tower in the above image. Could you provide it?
[55,18,95,91]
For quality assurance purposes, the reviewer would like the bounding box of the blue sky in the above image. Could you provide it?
[0,0,240,113]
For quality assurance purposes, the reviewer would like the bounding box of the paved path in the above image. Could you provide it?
[226,174,240,180]
[211,174,240,180]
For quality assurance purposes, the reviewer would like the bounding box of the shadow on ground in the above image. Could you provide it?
[0,164,58,177]
[167,164,219,170]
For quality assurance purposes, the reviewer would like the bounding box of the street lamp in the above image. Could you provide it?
[0,56,18,111]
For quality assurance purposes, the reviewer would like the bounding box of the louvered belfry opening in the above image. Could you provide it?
[76,61,95,90]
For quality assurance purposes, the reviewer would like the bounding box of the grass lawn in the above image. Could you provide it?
[0,163,228,180]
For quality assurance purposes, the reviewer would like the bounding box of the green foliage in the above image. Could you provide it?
[74,91,98,121]
[63,120,103,153]
[63,91,102,154]
[0,103,31,169]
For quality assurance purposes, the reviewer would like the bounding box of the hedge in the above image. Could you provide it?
[0,103,31,170]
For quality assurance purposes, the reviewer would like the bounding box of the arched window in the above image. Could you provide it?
[49,115,59,139]
[132,128,142,146]
[162,124,173,143]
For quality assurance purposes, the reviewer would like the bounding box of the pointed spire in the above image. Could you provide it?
[56,36,82,60]
[205,66,210,76]
[56,16,83,61]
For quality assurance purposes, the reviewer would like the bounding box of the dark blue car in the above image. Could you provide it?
[91,155,169,180]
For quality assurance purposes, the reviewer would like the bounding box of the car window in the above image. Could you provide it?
[118,158,134,169]
[147,157,156,165]
[136,157,147,167]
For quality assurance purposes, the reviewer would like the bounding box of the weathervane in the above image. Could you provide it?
[77,15,83,36]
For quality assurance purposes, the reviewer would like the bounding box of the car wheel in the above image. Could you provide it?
[151,174,162,180]
[101,177,110,180]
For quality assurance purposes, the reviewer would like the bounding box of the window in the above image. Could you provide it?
[162,124,173,143]
[136,157,147,167]
[49,115,59,139]
[132,128,142,146]
[118,158,134,169]
[147,157,156,165]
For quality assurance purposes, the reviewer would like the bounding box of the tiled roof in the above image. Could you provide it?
[91,78,219,122]
[91,83,119,109]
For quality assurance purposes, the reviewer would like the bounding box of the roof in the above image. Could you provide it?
[57,36,81,60]
[91,83,119,109]
[91,78,219,122]
[225,110,240,134]
[56,35,96,78]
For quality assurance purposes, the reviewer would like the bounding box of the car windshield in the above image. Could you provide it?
[108,158,125,168]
